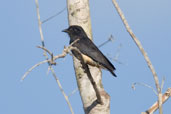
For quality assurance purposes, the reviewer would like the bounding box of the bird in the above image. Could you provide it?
[62,25,116,77]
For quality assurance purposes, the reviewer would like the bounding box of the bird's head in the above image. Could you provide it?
[62,25,87,40]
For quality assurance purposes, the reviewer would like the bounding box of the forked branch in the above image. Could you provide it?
[142,88,171,114]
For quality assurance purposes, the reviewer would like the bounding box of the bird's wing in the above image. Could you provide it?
[73,38,115,71]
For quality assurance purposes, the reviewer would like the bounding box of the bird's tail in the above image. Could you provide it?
[110,70,117,77]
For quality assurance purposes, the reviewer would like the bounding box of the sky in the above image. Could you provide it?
[0,0,171,114]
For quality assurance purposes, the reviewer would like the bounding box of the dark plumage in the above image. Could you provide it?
[62,25,116,77]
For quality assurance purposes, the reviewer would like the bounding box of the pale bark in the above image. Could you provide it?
[67,0,110,114]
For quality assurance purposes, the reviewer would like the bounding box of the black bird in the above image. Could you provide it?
[62,25,116,77]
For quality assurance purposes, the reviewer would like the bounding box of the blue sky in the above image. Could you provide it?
[0,0,171,114]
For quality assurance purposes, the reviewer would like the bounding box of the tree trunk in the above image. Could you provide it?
[67,0,110,114]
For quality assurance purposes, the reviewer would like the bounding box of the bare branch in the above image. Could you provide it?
[37,46,56,65]
[21,60,48,81]
[85,64,103,104]
[112,0,163,113]
[21,39,79,81]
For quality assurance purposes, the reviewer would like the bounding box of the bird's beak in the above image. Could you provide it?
[62,29,69,33]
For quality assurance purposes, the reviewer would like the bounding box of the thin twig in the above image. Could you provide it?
[21,54,62,81]
[35,0,45,48]
[42,7,67,24]
[50,66,74,114]
[68,88,78,97]
[161,77,165,91]
[107,44,123,64]
[99,35,123,64]
[113,43,122,61]
[35,0,49,62]
[112,0,163,113]
[132,82,157,95]
[98,35,114,48]
[21,60,48,81]
[37,46,53,56]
